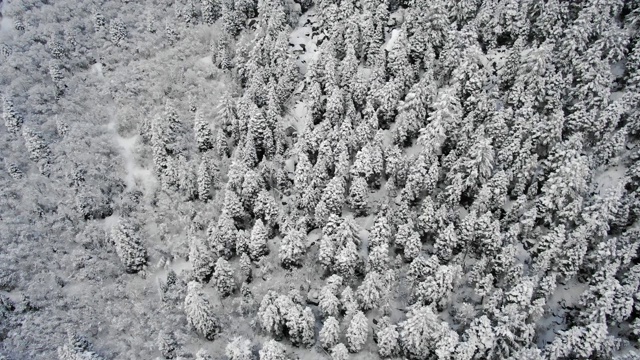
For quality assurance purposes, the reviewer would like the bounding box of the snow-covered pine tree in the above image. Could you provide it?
[241,169,265,210]
[249,219,269,261]
[357,271,383,311]
[315,176,346,226]
[210,212,237,259]
[190,235,215,283]
[368,212,391,249]
[54,115,68,138]
[2,97,23,134]
[346,311,368,352]
[403,228,422,262]
[109,19,127,46]
[201,0,221,24]
[185,281,220,340]
[277,300,315,347]
[433,223,458,261]
[5,161,23,180]
[349,176,369,216]
[213,257,235,297]
[253,189,279,225]
[226,336,253,360]
[258,339,287,360]
[399,305,442,359]
[341,286,358,317]
[194,110,214,152]
[417,196,437,236]
[157,330,178,359]
[239,252,252,282]
[319,277,342,317]
[197,159,212,201]
[395,220,420,261]
[368,243,389,273]
[92,8,106,31]
[0,43,11,59]
[376,318,399,358]
[320,316,340,349]
[111,218,147,273]
[330,343,349,360]
[299,307,316,347]
[388,30,415,90]
[242,134,259,168]
[318,236,337,271]
[57,345,103,360]
[279,228,305,268]
[258,291,284,337]
[223,188,247,221]
[22,126,51,164]
[177,156,198,201]
[335,240,359,280]
[49,59,64,96]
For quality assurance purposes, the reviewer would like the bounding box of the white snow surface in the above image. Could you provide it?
[114,134,156,191]
[594,165,626,195]
[384,29,400,51]
[90,63,104,78]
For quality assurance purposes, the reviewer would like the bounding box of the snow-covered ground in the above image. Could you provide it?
[289,8,320,75]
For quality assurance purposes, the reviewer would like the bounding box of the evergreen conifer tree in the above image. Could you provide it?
[185,282,220,340]
[111,218,147,273]
[346,311,368,352]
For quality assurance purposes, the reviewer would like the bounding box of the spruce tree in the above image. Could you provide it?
[399,305,442,359]
[377,319,399,358]
[335,240,359,280]
[259,340,287,360]
[239,252,252,282]
[223,188,247,221]
[197,159,212,201]
[201,0,221,24]
[434,223,458,261]
[158,330,178,359]
[226,336,253,360]
[190,236,215,283]
[341,286,358,317]
[320,316,340,349]
[368,243,389,273]
[22,126,50,164]
[109,19,127,46]
[254,189,279,225]
[213,257,235,297]
[194,110,214,152]
[111,218,147,273]
[357,271,383,311]
[2,97,23,134]
[249,219,269,261]
[346,311,368,352]
[185,282,220,340]
[279,228,306,268]
[319,277,342,317]
[349,176,369,216]
[330,343,349,360]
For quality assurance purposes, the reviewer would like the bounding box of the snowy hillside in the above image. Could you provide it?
[1,0,640,359]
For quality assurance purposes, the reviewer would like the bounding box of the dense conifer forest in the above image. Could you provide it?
[1,0,640,358]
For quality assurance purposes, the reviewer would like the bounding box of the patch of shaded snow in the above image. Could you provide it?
[594,165,626,195]
[114,134,156,191]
